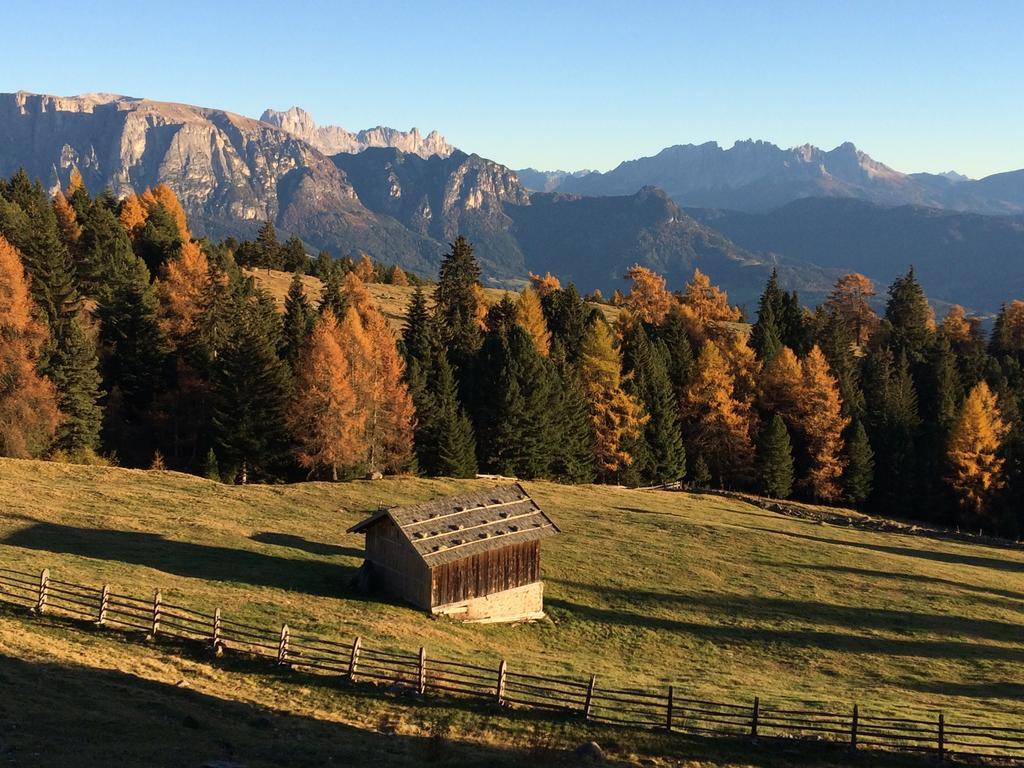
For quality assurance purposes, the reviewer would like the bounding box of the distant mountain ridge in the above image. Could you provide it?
[260,106,453,158]
[547,140,1024,215]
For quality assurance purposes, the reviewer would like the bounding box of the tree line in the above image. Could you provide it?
[1,169,1021,537]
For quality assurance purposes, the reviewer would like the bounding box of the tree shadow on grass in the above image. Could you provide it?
[543,592,1024,664]
[250,531,363,559]
[1,522,363,599]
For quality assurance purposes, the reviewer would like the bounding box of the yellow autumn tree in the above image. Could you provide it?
[529,271,561,298]
[354,254,376,283]
[516,287,552,357]
[797,346,850,501]
[823,273,879,345]
[390,265,409,286]
[157,240,213,348]
[148,184,190,239]
[578,320,647,474]
[624,264,674,325]
[66,168,85,197]
[0,235,61,457]
[678,269,741,340]
[119,193,149,238]
[342,271,375,320]
[760,346,804,422]
[472,283,490,330]
[718,329,762,418]
[947,381,1009,517]
[52,191,82,246]
[940,305,975,345]
[683,339,754,486]
[289,309,364,480]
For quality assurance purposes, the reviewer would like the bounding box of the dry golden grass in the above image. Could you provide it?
[1,458,1022,765]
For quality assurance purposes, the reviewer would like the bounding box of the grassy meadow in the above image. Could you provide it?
[1,458,1022,765]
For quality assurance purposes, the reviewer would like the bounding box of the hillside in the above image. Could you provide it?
[1,459,1022,765]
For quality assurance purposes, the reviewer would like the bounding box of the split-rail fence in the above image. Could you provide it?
[1,564,1021,762]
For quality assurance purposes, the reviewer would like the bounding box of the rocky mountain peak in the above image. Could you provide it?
[260,106,453,159]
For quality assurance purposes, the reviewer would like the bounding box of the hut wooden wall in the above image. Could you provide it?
[430,540,540,607]
[365,519,431,609]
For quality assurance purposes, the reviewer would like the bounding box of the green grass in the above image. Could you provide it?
[1,457,1022,765]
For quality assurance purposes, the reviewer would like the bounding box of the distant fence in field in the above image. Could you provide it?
[1,563,1021,763]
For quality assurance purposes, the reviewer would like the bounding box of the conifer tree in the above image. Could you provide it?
[691,452,711,488]
[750,300,783,362]
[624,264,674,325]
[757,413,794,499]
[390,265,410,286]
[577,320,647,478]
[402,286,433,363]
[842,420,874,505]
[516,286,552,357]
[0,235,61,457]
[947,380,1009,520]
[354,253,376,282]
[815,307,865,419]
[281,236,308,273]
[798,346,850,501]
[52,190,82,247]
[49,314,104,457]
[77,200,139,298]
[434,236,483,364]
[135,203,185,277]
[318,267,348,322]
[541,283,598,364]
[683,340,754,487]
[281,271,314,368]
[655,306,694,403]
[885,267,934,364]
[203,448,221,482]
[759,346,804,422]
[551,368,596,483]
[429,351,478,478]
[118,193,149,238]
[157,240,211,350]
[623,326,686,484]
[823,273,879,346]
[529,271,561,298]
[289,309,364,480]
[253,220,282,269]
[678,269,741,341]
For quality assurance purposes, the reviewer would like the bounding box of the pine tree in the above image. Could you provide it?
[0,235,61,457]
[842,420,874,505]
[135,203,184,277]
[49,313,104,457]
[253,220,282,269]
[429,352,478,478]
[885,267,934,364]
[691,453,711,488]
[434,236,483,363]
[317,267,348,321]
[288,309,364,480]
[281,271,314,367]
[541,283,598,364]
[757,414,794,499]
[623,326,686,484]
[281,236,308,273]
[577,320,647,478]
[655,306,694,404]
[751,270,785,361]
[77,200,139,298]
[212,304,292,483]
[551,368,595,483]
[947,381,1009,521]
[202,448,221,482]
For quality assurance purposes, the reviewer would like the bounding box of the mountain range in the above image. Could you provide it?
[1,90,1022,312]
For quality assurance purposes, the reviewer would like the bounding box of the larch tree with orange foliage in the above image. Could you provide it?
[118,193,149,238]
[947,381,1009,519]
[823,273,879,346]
[147,184,190,239]
[529,271,561,298]
[389,265,409,286]
[354,254,376,283]
[289,309,364,480]
[760,346,804,423]
[52,191,82,247]
[157,240,213,348]
[624,265,674,325]
[577,320,647,477]
[516,287,552,357]
[0,235,61,457]
[797,346,850,501]
[940,305,975,345]
[683,339,754,486]
[678,269,741,340]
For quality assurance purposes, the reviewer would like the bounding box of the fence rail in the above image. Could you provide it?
[1,563,1021,761]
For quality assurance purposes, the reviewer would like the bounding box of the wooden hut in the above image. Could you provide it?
[347,484,559,623]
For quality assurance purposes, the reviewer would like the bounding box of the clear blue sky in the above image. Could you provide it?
[4,0,1022,178]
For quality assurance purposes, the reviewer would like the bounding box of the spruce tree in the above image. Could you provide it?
[551,369,596,484]
[203,448,221,482]
[842,420,874,505]
[757,414,794,499]
[135,203,183,276]
[434,235,483,364]
[751,271,785,361]
[430,353,478,478]
[885,267,933,365]
[253,220,282,269]
[691,453,711,488]
[281,271,313,367]
[281,235,308,272]
[318,267,348,320]
[402,286,434,364]
[76,201,138,297]
[50,314,104,457]
[655,306,694,404]
[540,283,598,364]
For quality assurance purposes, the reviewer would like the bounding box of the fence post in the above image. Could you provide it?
[97,584,110,625]
[496,659,507,706]
[348,636,361,681]
[149,589,161,639]
[937,712,945,763]
[666,685,674,732]
[417,646,426,695]
[850,704,858,751]
[277,624,289,665]
[34,569,49,614]
[751,696,760,739]
[583,675,596,719]
[212,608,222,653]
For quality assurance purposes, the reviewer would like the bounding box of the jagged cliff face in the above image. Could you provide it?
[260,106,453,159]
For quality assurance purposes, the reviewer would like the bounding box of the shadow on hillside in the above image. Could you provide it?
[0,653,537,768]
[905,678,1024,702]
[735,524,1024,574]
[544,591,1024,663]
[761,561,1024,606]
[250,531,363,559]
[1,522,363,599]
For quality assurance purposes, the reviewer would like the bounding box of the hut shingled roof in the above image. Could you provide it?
[347,483,559,567]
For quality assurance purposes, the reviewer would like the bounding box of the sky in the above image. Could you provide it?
[3,0,1022,178]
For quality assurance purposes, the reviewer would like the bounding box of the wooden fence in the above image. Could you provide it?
[1,564,1021,762]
